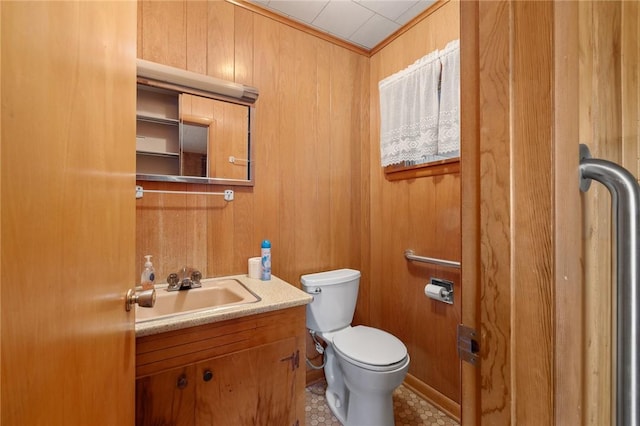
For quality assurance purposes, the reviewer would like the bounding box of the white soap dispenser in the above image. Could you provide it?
[140,255,156,290]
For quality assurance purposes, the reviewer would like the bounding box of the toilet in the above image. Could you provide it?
[301,269,410,426]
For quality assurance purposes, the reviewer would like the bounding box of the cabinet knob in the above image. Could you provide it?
[177,374,188,389]
[202,369,213,382]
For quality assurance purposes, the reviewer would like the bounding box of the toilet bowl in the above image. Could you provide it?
[331,325,410,426]
[301,269,410,426]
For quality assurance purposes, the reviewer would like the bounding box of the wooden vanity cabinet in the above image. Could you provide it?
[135,306,306,426]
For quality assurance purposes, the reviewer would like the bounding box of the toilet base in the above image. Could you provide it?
[322,350,409,426]
[323,345,348,424]
[325,382,397,426]
[325,388,347,425]
[344,389,395,426]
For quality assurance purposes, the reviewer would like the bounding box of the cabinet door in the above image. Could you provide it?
[195,337,299,426]
[136,365,196,426]
[136,85,180,175]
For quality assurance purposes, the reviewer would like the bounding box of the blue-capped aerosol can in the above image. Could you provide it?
[261,240,271,281]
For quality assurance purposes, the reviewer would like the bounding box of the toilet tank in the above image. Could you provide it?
[301,269,360,333]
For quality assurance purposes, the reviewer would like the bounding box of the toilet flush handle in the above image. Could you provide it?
[306,287,321,294]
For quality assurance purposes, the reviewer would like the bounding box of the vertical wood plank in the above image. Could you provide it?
[137,0,143,59]
[460,1,480,423]
[580,3,621,424]
[367,49,384,329]
[0,0,3,411]
[621,1,639,176]
[354,52,370,324]
[230,9,256,273]
[251,13,280,275]
[140,0,186,68]
[554,1,584,425]
[276,24,297,282]
[292,32,320,275]
[186,0,208,75]
[329,45,354,269]
[477,1,511,423]
[313,32,331,276]
[235,7,254,86]
[512,2,554,423]
[207,1,234,81]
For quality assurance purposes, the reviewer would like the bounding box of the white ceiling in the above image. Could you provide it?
[246,0,437,50]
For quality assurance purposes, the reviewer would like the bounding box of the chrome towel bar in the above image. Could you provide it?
[135,185,234,201]
[404,249,460,269]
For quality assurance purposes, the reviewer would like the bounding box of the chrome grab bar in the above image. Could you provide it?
[580,144,640,426]
[404,249,461,269]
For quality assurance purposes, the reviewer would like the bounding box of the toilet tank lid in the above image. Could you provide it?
[300,269,361,287]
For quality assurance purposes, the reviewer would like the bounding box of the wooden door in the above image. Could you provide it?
[460,1,639,424]
[136,365,197,425]
[1,2,137,424]
[460,1,568,423]
[195,338,298,426]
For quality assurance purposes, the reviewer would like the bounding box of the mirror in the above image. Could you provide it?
[181,121,209,178]
[135,83,255,186]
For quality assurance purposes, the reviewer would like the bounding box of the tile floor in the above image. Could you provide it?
[305,380,460,426]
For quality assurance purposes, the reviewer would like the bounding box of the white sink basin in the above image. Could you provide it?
[135,278,261,322]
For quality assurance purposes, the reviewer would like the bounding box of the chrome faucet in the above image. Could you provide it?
[166,267,202,291]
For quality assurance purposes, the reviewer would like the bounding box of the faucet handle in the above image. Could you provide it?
[190,270,202,287]
[167,273,180,289]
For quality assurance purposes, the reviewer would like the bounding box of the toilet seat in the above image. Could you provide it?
[333,325,408,372]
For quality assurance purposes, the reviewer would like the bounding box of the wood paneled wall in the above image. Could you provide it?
[137,0,463,410]
[136,1,368,287]
[369,0,461,411]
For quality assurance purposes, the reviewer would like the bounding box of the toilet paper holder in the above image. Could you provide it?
[425,278,454,304]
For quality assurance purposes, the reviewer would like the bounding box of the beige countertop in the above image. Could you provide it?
[135,274,312,337]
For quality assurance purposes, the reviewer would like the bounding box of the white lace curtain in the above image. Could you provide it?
[378,39,460,167]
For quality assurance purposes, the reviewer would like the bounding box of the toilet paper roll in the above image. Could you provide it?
[425,283,445,301]
[248,257,261,279]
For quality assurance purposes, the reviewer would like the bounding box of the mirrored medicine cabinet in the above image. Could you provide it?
[135,60,258,186]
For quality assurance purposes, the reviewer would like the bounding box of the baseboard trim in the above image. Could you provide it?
[306,368,325,386]
[403,374,461,422]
